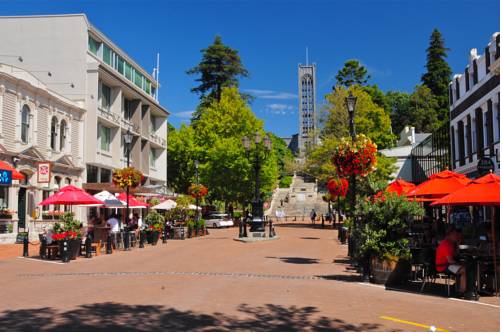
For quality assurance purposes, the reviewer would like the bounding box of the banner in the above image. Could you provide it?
[37,162,51,183]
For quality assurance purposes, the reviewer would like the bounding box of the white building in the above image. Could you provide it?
[0,63,85,242]
[449,32,500,178]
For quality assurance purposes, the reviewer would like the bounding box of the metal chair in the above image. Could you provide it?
[420,248,456,296]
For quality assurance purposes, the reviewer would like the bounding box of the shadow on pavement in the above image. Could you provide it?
[267,256,320,264]
[0,302,384,331]
[300,237,320,240]
[316,274,364,283]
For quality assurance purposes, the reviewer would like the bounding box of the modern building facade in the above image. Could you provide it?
[0,63,85,242]
[449,32,500,178]
[0,14,169,188]
[298,63,317,157]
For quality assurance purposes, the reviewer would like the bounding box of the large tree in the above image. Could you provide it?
[322,86,395,149]
[421,28,452,124]
[165,124,198,194]
[386,91,411,135]
[335,60,370,88]
[187,35,249,121]
[408,85,440,133]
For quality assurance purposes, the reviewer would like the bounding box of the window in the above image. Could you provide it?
[150,115,156,133]
[124,62,132,80]
[20,105,30,143]
[472,118,477,155]
[86,165,98,183]
[65,178,71,185]
[455,78,460,100]
[88,36,100,56]
[100,168,111,183]
[100,125,111,152]
[134,70,143,88]
[149,148,156,168]
[99,82,111,111]
[464,68,470,92]
[473,60,478,85]
[117,56,125,75]
[0,186,8,209]
[103,44,112,66]
[145,79,151,94]
[59,120,67,151]
[123,98,133,120]
[457,121,465,166]
[485,47,491,74]
[50,117,58,150]
[42,190,50,211]
[466,115,472,162]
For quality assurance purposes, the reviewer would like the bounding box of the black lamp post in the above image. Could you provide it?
[242,132,271,233]
[194,160,200,221]
[123,129,133,251]
[345,91,357,214]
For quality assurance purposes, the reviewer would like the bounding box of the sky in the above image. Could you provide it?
[1,0,500,137]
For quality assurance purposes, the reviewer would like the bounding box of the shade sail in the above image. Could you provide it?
[407,170,470,199]
[116,193,149,208]
[432,173,500,206]
[153,199,177,210]
[39,185,105,206]
[0,161,24,180]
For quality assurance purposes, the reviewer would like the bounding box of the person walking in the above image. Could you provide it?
[310,208,317,224]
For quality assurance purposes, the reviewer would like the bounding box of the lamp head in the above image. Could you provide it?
[124,130,133,145]
[345,91,357,114]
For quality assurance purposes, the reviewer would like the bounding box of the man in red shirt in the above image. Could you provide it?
[436,228,466,295]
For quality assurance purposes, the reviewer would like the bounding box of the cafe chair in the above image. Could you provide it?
[420,249,456,297]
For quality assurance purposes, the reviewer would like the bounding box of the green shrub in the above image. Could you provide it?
[353,192,424,261]
[279,176,293,188]
[145,210,165,231]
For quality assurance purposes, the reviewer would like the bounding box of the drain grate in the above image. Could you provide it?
[18,271,326,281]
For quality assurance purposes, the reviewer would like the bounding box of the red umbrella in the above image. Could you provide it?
[116,193,149,208]
[38,185,105,206]
[407,170,470,200]
[375,179,416,199]
[431,173,500,206]
[0,161,24,180]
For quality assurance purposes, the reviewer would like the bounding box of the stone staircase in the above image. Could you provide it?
[267,174,328,219]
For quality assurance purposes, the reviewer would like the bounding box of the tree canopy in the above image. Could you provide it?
[335,60,370,88]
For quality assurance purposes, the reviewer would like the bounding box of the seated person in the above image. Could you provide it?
[107,214,120,233]
[436,227,466,295]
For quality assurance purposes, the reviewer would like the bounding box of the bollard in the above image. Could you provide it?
[238,219,243,238]
[39,236,47,259]
[243,219,248,238]
[139,230,145,248]
[85,236,92,258]
[180,225,185,240]
[106,235,113,254]
[162,225,167,244]
[23,235,29,257]
[61,240,70,263]
[123,230,130,251]
[268,219,272,238]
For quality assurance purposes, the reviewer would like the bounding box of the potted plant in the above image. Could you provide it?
[53,212,83,260]
[353,193,424,285]
[144,211,164,245]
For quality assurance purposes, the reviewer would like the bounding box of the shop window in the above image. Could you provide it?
[86,165,98,183]
[100,168,111,183]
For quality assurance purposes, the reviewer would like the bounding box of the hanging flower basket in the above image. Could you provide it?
[188,184,208,199]
[112,167,144,189]
[332,134,378,177]
[327,178,349,197]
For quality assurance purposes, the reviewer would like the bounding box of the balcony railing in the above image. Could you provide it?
[121,118,140,134]
[98,107,121,125]
[149,133,166,147]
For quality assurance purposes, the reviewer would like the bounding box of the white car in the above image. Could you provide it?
[205,213,234,228]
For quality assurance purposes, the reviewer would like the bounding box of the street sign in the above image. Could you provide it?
[0,169,12,185]
[477,157,495,176]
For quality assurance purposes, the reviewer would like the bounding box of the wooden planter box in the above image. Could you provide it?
[371,256,411,286]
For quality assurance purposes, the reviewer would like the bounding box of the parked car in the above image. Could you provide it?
[205,213,234,228]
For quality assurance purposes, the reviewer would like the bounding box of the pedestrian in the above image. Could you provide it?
[280,199,284,207]
[310,208,317,224]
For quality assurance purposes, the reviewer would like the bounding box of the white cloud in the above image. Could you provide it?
[263,103,295,115]
[173,110,195,119]
[243,89,297,100]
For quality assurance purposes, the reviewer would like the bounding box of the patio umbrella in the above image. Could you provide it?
[407,170,470,200]
[38,185,105,206]
[91,190,125,208]
[188,204,202,211]
[116,193,149,208]
[431,173,500,295]
[431,173,500,207]
[153,199,177,210]
[0,161,24,180]
[375,179,416,199]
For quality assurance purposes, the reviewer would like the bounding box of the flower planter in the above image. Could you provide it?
[370,256,411,286]
[69,239,81,260]
[150,231,160,245]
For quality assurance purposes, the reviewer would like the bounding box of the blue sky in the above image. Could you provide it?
[2,0,499,137]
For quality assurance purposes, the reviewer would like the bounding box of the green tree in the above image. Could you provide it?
[323,86,395,149]
[363,84,388,111]
[421,28,452,124]
[335,60,370,88]
[386,91,411,135]
[187,35,249,121]
[408,85,440,132]
[305,135,340,184]
[165,125,198,194]
[268,132,294,176]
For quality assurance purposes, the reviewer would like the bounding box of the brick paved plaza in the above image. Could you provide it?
[0,224,499,331]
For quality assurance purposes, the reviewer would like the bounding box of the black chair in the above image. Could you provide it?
[420,248,456,296]
[129,231,137,247]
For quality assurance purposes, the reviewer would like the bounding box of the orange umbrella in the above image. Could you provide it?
[431,173,500,206]
[374,179,416,200]
[407,170,470,200]
[0,161,24,180]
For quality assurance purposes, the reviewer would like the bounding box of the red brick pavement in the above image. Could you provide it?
[0,224,499,331]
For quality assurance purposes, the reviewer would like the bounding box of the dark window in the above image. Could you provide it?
[473,59,478,85]
[466,115,473,162]
[100,168,111,183]
[496,34,500,60]
[50,117,58,150]
[455,78,460,100]
[464,68,470,92]
[451,126,456,169]
[449,84,453,105]
[457,121,465,166]
[475,108,484,157]
[21,105,30,143]
[86,165,98,183]
[59,120,67,151]
[485,47,491,74]
[486,99,494,156]
[42,190,50,211]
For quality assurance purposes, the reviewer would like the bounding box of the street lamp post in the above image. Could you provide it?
[242,132,271,234]
[194,160,200,221]
[345,91,357,214]
[123,129,133,251]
